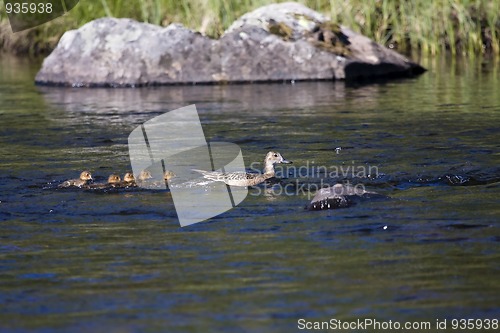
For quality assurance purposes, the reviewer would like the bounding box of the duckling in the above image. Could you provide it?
[138,170,153,181]
[193,151,292,187]
[157,170,176,188]
[164,170,175,182]
[118,172,137,187]
[107,174,121,187]
[133,169,154,187]
[123,172,135,183]
[139,170,176,189]
[88,174,122,189]
[58,171,93,188]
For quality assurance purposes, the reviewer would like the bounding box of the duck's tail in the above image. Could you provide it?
[192,169,223,181]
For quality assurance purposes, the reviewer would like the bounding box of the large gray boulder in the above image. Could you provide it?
[35,2,425,87]
[35,20,220,86]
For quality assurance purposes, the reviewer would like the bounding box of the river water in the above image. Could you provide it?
[0,55,499,332]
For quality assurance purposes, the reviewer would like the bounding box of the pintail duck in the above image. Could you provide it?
[193,151,292,187]
[58,171,93,188]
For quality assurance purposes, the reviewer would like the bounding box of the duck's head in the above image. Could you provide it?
[80,171,93,181]
[164,170,176,181]
[107,174,121,184]
[265,151,292,165]
[123,172,135,182]
[138,170,153,181]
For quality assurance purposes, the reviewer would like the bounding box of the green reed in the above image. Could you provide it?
[1,0,498,56]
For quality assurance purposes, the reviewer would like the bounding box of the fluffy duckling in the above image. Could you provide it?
[135,170,156,186]
[158,170,176,188]
[135,170,175,189]
[88,174,121,189]
[123,172,135,183]
[138,170,153,181]
[107,174,121,187]
[164,170,175,182]
[59,171,93,188]
[116,172,137,188]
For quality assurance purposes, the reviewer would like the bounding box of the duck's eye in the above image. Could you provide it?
[274,154,278,157]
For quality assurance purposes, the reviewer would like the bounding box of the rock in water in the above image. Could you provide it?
[35,2,425,87]
[35,20,220,86]
[306,183,384,210]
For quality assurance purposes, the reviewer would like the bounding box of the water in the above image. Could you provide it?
[0,55,499,332]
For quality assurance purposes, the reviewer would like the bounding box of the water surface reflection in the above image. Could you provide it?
[0,55,499,332]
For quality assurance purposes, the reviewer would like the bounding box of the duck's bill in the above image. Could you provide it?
[281,159,292,164]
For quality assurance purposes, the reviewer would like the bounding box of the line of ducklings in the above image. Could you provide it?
[58,151,384,210]
[58,170,175,190]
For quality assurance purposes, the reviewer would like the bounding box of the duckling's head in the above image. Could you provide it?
[265,151,292,165]
[107,174,121,184]
[80,171,93,181]
[138,170,153,181]
[164,170,176,181]
[123,172,135,182]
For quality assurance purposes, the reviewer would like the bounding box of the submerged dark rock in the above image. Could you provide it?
[35,2,425,87]
[306,183,385,210]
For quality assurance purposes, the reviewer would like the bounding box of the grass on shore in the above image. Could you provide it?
[0,0,499,56]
